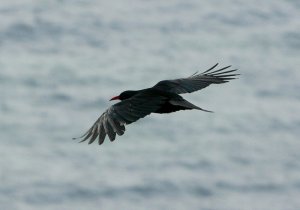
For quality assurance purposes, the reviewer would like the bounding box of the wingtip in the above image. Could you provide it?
[202,63,219,74]
[79,139,87,143]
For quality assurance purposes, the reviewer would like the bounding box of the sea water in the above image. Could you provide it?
[1,0,300,209]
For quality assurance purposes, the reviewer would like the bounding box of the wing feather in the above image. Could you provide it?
[73,91,167,145]
[98,123,106,145]
[153,63,239,94]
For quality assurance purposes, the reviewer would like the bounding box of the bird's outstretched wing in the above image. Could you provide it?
[153,63,239,94]
[73,92,167,145]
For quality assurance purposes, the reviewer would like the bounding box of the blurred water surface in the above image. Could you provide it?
[1,0,300,210]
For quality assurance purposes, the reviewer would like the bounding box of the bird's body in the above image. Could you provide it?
[114,88,208,114]
[73,63,239,145]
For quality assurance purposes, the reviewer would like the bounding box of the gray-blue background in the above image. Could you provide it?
[1,1,300,209]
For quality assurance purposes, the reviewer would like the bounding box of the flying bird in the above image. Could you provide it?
[73,63,239,145]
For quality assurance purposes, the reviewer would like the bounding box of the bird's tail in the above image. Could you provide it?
[169,98,213,113]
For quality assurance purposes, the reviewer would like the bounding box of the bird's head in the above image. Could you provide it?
[110,90,138,101]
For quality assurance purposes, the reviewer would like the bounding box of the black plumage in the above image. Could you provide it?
[73,63,239,145]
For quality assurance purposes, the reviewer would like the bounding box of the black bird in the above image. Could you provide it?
[73,63,239,145]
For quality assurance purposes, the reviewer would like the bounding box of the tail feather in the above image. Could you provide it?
[169,99,213,113]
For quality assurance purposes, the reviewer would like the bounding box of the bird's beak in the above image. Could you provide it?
[110,96,120,101]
